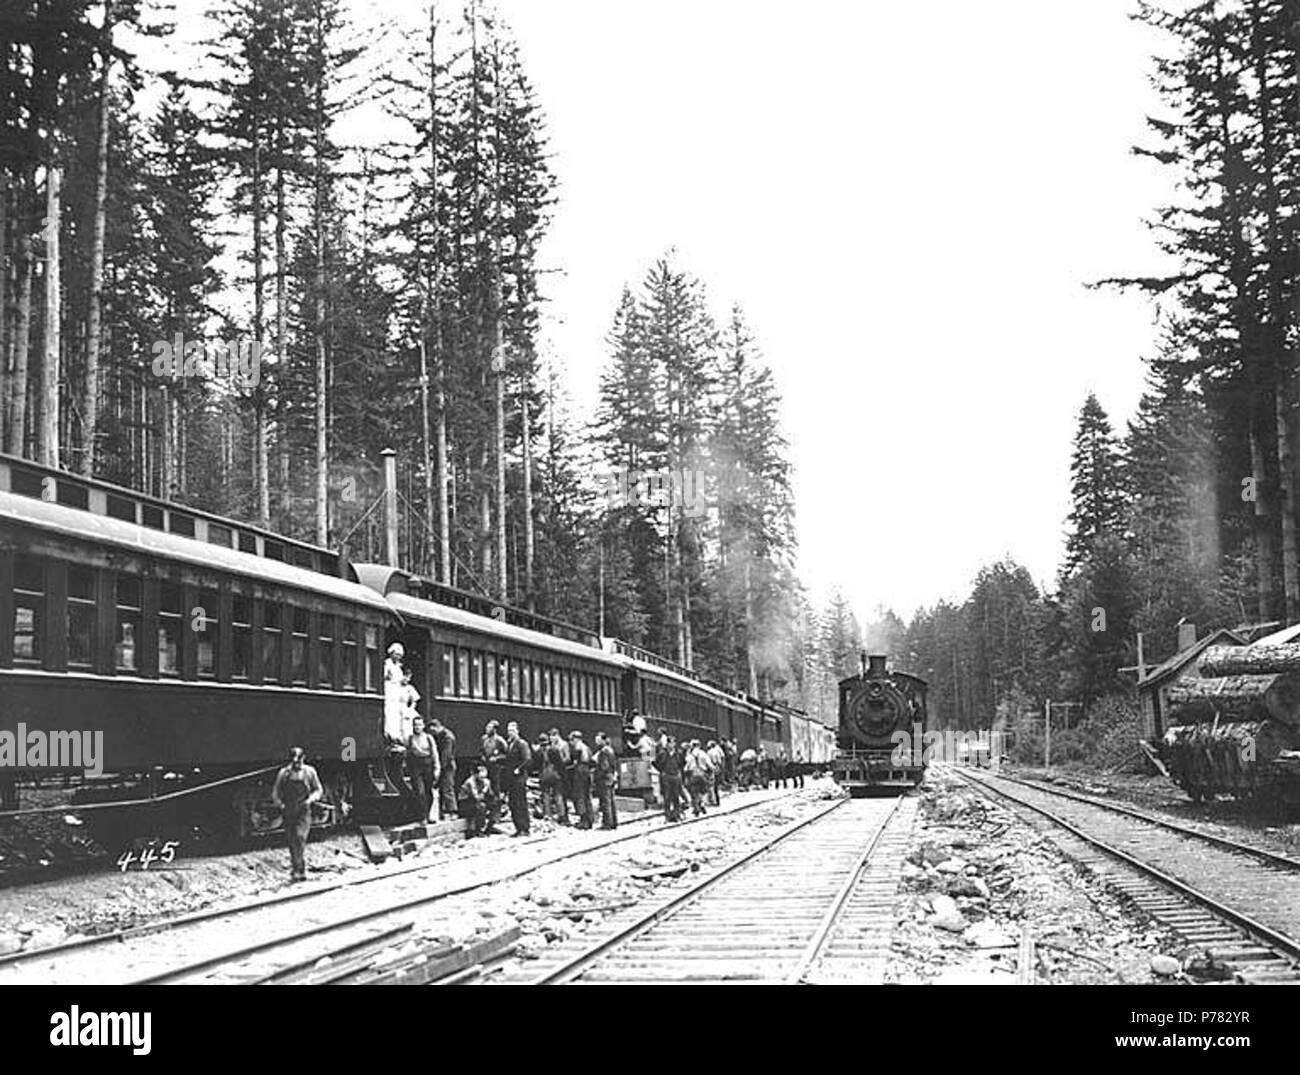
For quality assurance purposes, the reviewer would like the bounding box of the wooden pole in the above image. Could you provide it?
[1044,699,1051,770]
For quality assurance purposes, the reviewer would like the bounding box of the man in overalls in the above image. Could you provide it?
[272,747,323,882]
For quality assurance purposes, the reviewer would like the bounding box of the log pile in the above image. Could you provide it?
[1159,642,1300,800]
[1165,673,1300,727]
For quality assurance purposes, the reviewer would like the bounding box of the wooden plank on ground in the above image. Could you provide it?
[363,927,522,986]
[360,824,393,863]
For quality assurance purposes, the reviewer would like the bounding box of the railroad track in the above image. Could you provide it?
[495,794,917,984]
[957,768,1300,984]
[0,783,812,985]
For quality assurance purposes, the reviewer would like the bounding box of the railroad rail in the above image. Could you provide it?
[496,794,916,985]
[957,769,1300,983]
[0,784,811,985]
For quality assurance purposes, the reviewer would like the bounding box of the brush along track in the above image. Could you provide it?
[957,769,1300,983]
[497,795,915,985]
[0,785,810,985]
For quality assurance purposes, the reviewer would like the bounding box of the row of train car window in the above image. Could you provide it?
[643,682,712,727]
[7,555,383,691]
[438,645,618,713]
[7,465,330,574]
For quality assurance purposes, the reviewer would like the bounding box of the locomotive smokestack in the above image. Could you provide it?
[382,448,399,568]
[867,654,888,678]
[860,651,868,677]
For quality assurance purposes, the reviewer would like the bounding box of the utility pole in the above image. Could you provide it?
[1045,699,1051,770]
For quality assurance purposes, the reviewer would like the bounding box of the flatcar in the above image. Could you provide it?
[833,653,928,794]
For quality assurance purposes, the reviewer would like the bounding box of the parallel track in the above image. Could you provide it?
[0,785,807,985]
[957,769,1300,983]
[498,794,916,985]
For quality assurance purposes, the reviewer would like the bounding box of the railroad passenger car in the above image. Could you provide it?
[833,653,928,793]
[0,452,817,839]
[0,453,400,838]
[352,566,767,767]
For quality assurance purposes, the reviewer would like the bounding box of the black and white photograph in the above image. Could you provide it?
[0,0,1294,1052]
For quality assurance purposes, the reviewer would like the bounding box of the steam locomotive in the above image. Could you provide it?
[832,653,928,794]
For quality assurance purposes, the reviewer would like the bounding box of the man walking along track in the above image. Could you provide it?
[272,747,323,882]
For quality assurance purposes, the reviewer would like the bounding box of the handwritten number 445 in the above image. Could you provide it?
[118,840,179,872]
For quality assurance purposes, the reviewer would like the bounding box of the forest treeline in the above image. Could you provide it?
[828,0,1300,738]
[0,0,853,714]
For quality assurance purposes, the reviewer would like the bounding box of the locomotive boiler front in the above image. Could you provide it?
[834,653,928,792]
[843,672,913,748]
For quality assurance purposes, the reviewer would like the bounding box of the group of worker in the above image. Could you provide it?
[270,712,813,881]
[463,719,621,838]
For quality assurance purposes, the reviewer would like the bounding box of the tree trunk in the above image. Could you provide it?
[313,9,329,547]
[253,135,269,524]
[38,165,60,468]
[80,3,114,477]
[520,370,534,608]
[1250,420,1276,622]
[1276,369,1299,623]
[0,172,8,447]
[743,552,757,696]
[7,234,32,456]
[275,144,289,527]
[1252,7,1300,626]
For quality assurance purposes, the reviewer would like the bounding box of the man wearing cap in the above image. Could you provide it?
[684,739,712,817]
[567,731,594,829]
[653,734,683,823]
[272,747,323,882]
[593,731,618,830]
[459,763,497,838]
[430,717,458,818]
[503,721,532,837]
[540,729,570,825]
[480,720,507,821]
[706,740,724,805]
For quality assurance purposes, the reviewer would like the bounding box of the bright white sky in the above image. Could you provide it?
[151,0,1179,621]
[484,0,1178,619]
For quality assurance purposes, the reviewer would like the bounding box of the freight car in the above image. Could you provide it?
[832,653,927,794]
[758,700,835,769]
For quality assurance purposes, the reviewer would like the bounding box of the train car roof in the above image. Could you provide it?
[385,591,628,667]
[359,564,761,707]
[0,490,397,617]
[615,649,757,708]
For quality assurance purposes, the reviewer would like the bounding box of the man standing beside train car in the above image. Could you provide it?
[406,716,440,822]
[541,729,570,825]
[481,720,507,821]
[593,731,619,830]
[653,735,683,822]
[431,717,457,818]
[272,747,323,883]
[503,721,532,837]
[706,740,725,805]
[684,740,712,816]
[568,731,594,829]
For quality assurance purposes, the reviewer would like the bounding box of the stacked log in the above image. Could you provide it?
[1200,642,1300,677]
[1160,646,1300,799]
[1165,672,1300,728]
